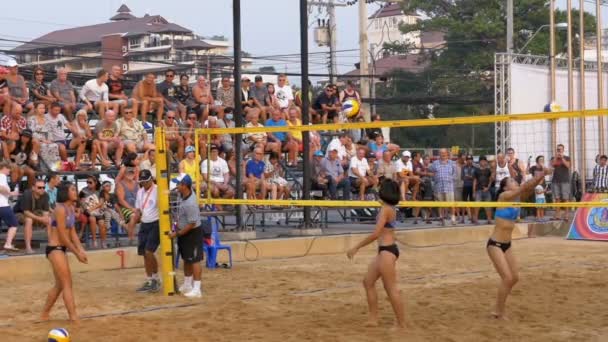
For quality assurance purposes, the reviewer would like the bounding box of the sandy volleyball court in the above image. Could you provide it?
[1,237,607,341]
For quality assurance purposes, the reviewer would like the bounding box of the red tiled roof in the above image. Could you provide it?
[368,3,415,19]
[13,15,192,52]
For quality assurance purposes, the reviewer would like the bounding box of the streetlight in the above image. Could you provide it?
[518,22,568,54]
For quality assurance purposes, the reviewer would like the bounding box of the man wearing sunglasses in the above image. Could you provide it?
[313,84,340,124]
[158,69,187,120]
[161,111,184,160]
[14,179,51,253]
[108,65,138,117]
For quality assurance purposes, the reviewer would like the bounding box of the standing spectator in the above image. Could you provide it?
[592,154,608,192]
[0,161,20,251]
[158,69,186,120]
[192,76,213,120]
[322,148,351,200]
[217,107,235,154]
[275,74,294,110]
[493,153,514,201]
[461,155,476,223]
[240,76,255,114]
[201,144,234,204]
[430,148,457,226]
[134,169,161,293]
[19,179,51,254]
[175,74,194,113]
[473,156,493,224]
[348,147,378,201]
[140,149,157,180]
[30,67,55,107]
[5,61,33,114]
[529,155,547,184]
[415,154,435,223]
[313,85,340,124]
[79,69,117,119]
[50,68,77,120]
[506,147,527,185]
[265,108,298,166]
[107,65,138,117]
[116,107,154,154]
[79,176,106,248]
[216,76,235,110]
[170,175,203,298]
[266,83,280,110]
[251,75,269,120]
[134,72,164,123]
[160,111,184,161]
[550,144,571,220]
[245,147,269,200]
[534,185,546,225]
[94,110,124,168]
[45,173,60,209]
[115,168,139,244]
[70,110,94,170]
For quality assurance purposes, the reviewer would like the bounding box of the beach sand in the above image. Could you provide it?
[1,237,607,341]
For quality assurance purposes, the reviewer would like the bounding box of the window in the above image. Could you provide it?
[129,38,141,49]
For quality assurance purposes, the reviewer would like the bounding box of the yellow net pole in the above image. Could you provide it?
[155,127,176,296]
[194,129,201,203]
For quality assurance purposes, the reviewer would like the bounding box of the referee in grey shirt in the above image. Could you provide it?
[169,175,203,298]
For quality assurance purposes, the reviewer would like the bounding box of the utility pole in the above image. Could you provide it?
[359,0,370,120]
[328,0,338,84]
[507,0,514,54]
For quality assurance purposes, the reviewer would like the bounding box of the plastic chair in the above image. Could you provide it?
[203,216,233,269]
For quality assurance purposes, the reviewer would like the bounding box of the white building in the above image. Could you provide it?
[368,3,421,54]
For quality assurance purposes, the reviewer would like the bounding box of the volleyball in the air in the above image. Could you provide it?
[48,328,70,342]
[342,99,360,118]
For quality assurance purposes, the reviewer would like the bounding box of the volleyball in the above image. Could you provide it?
[48,328,70,342]
[341,99,360,118]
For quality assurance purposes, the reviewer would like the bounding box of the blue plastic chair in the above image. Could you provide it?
[203,216,232,269]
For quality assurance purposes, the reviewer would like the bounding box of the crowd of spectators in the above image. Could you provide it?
[0,60,602,252]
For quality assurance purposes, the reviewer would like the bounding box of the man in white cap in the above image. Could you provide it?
[395,150,421,202]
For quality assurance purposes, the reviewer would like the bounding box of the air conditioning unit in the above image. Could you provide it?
[314,27,330,47]
[122,46,128,53]
[122,63,128,71]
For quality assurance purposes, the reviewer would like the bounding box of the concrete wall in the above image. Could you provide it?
[0,225,527,282]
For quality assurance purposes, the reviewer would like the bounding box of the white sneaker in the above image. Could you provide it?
[178,283,192,294]
[184,287,202,298]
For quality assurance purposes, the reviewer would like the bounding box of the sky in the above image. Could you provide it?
[1,0,606,84]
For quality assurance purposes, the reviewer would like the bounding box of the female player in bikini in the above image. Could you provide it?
[41,181,88,322]
[488,168,551,319]
[347,179,405,328]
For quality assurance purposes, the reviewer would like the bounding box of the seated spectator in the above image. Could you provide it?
[116,106,154,154]
[275,74,294,110]
[326,132,349,167]
[216,76,235,112]
[16,179,51,253]
[473,156,493,224]
[339,80,361,104]
[367,134,399,159]
[93,110,124,168]
[134,72,164,123]
[79,176,107,248]
[295,80,315,122]
[377,150,397,181]
[108,65,138,117]
[139,149,157,179]
[266,108,298,165]
[240,76,256,114]
[191,76,213,120]
[251,75,269,121]
[395,150,421,201]
[45,173,60,208]
[286,107,303,151]
[28,102,63,168]
[5,61,33,114]
[311,150,329,197]
[50,68,77,120]
[5,129,37,186]
[245,147,269,201]
[45,101,72,162]
[0,66,9,114]
[29,67,55,108]
[176,74,194,113]
[79,69,117,119]
[99,181,127,240]
[201,144,234,204]
[217,107,235,155]
[243,109,276,154]
[201,116,222,158]
[115,168,139,244]
[179,146,198,182]
[158,69,186,120]
[348,147,378,201]
[321,148,350,200]
[1,102,27,144]
[70,110,95,170]
[266,83,280,110]
[182,111,202,148]
[265,152,290,201]
[313,84,340,124]
[161,111,184,161]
